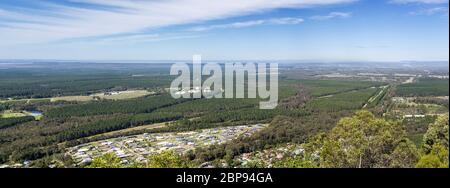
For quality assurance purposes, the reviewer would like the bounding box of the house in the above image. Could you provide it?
[403,114,426,118]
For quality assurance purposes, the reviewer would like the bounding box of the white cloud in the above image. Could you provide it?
[390,0,448,4]
[310,12,352,20]
[188,17,304,32]
[0,0,357,45]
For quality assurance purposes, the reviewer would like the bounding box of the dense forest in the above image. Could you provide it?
[396,78,449,97]
[0,65,172,99]
[0,116,35,129]
[46,95,189,118]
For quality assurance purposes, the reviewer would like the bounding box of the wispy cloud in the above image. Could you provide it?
[90,33,201,44]
[389,0,448,4]
[187,17,304,32]
[0,0,357,45]
[409,7,449,15]
[310,12,352,21]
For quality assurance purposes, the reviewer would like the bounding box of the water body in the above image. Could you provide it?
[28,111,43,117]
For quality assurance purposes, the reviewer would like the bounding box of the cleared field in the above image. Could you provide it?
[0,98,51,104]
[50,96,93,102]
[92,90,154,100]
[389,97,448,116]
[0,110,28,118]
[51,90,153,102]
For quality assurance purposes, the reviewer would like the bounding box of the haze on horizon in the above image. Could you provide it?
[0,0,449,62]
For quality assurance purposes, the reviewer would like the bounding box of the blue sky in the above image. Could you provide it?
[0,0,448,61]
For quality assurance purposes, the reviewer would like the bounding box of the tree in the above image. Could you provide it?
[243,159,269,168]
[320,110,419,168]
[389,140,419,168]
[416,114,449,168]
[416,144,449,168]
[145,151,194,168]
[87,153,122,168]
[273,157,316,168]
[422,114,449,154]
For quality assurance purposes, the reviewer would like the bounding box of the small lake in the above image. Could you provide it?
[27,111,43,117]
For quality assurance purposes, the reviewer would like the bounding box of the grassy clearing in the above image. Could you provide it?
[50,90,153,102]
[92,90,154,100]
[0,98,51,104]
[0,110,28,118]
[50,96,93,102]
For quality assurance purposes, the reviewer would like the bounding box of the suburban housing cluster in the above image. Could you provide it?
[66,124,268,166]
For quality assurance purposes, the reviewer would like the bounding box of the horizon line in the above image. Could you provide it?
[0,59,449,64]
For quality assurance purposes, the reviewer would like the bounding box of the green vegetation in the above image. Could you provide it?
[0,68,171,99]
[87,151,195,168]
[46,95,188,118]
[145,151,196,168]
[416,144,449,168]
[0,64,448,169]
[1,110,28,118]
[401,116,437,145]
[413,97,449,109]
[0,77,406,166]
[306,88,378,112]
[298,80,384,97]
[50,90,153,102]
[273,157,317,168]
[365,86,389,108]
[271,112,449,168]
[0,104,7,111]
[87,153,123,168]
[421,115,449,154]
[319,111,419,168]
[396,78,449,97]
[0,116,35,129]
[192,112,344,164]
[416,114,449,168]
[56,112,183,142]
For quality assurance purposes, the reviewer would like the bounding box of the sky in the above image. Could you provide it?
[0,0,448,61]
